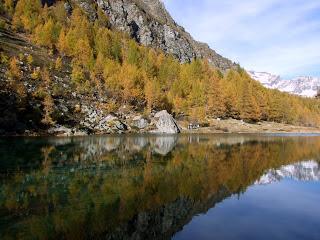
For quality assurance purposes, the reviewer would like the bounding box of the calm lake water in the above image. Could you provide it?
[0,134,320,240]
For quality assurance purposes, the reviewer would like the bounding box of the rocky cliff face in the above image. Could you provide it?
[75,0,235,70]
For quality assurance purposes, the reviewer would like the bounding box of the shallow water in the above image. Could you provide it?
[0,134,320,240]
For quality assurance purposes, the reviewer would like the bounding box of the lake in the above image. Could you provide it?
[0,134,320,240]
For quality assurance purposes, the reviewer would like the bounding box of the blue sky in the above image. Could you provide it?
[162,0,320,78]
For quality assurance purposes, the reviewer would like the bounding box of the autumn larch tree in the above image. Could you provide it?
[239,82,261,122]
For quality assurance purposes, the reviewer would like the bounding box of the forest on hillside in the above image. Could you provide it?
[1,0,320,128]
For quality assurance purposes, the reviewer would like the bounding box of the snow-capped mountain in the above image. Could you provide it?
[248,71,320,97]
[248,71,282,88]
[255,160,320,185]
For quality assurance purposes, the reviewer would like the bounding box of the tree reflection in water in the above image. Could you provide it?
[0,134,320,239]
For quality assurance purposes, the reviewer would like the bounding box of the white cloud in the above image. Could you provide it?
[163,0,320,77]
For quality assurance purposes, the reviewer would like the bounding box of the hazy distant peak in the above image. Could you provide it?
[248,71,320,97]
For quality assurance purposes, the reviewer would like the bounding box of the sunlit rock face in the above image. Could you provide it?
[153,110,181,134]
[88,0,236,70]
[255,160,320,185]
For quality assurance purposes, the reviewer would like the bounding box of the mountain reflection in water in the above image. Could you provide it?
[0,134,320,240]
[255,160,320,185]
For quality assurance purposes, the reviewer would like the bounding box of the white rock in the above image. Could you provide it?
[73,130,88,136]
[153,110,180,134]
[132,116,149,129]
[48,125,73,136]
[100,114,118,124]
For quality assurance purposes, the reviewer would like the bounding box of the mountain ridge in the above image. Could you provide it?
[1,0,320,136]
[248,70,320,97]
[75,0,236,70]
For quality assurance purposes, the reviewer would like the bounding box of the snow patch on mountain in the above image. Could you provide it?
[248,71,320,97]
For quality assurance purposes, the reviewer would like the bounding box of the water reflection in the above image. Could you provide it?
[0,134,320,239]
[256,160,320,185]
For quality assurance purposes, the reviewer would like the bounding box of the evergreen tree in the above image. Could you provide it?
[239,82,261,122]
[41,68,51,86]
[31,68,40,80]
[256,89,269,121]
[119,63,145,104]
[71,64,85,85]
[110,33,122,62]
[57,28,68,55]
[222,75,240,119]
[73,38,94,71]
[207,76,226,118]
[126,40,141,65]
[268,91,285,122]
[13,0,42,32]
[7,57,22,81]
[26,54,33,68]
[91,52,105,94]
[55,57,62,71]
[144,77,161,112]
[3,0,320,127]
[94,28,112,58]
[96,8,110,28]
[34,18,60,48]
[42,94,55,125]
[3,0,14,16]
[52,1,68,26]
[140,49,157,78]
[103,59,121,95]
[157,54,180,89]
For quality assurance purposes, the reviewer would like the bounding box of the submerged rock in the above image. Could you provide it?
[152,110,180,134]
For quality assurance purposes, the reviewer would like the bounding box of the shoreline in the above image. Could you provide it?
[179,119,320,134]
[2,119,320,137]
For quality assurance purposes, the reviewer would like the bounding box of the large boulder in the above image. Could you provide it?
[152,110,180,134]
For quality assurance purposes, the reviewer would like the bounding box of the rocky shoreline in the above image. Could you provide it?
[3,109,182,137]
[180,118,320,134]
[3,112,320,137]
[51,109,181,136]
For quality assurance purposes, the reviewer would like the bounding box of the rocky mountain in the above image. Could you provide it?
[255,160,320,185]
[248,71,320,97]
[75,0,236,70]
